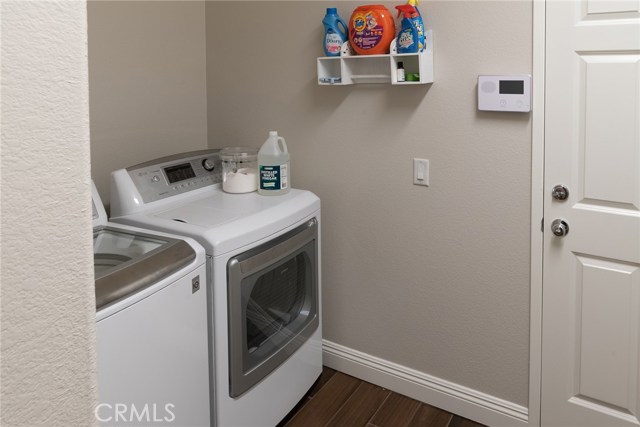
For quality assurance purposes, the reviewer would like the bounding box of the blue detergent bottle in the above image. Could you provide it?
[322,8,347,57]
[395,5,419,54]
[406,0,425,51]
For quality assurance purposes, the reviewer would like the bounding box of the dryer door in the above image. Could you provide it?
[227,218,318,398]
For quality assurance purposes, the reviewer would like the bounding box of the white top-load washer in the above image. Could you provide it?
[92,182,211,427]
[109,150,322,427]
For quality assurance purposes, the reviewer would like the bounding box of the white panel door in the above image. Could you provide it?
[542,0,640,426]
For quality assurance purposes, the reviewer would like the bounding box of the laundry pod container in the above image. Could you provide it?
[220,147,258,193]
[348,5,396,55]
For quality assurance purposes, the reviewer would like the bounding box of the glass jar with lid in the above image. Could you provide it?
[220,147,259,193]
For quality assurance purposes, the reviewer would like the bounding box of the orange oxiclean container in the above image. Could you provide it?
[348,5,396,55]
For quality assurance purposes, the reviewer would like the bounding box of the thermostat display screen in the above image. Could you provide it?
[499,80,524,95]
[478,74,531,112]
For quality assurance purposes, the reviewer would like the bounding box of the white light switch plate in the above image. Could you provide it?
[413,158,429,186]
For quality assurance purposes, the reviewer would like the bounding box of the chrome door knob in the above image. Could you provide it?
[552,185,570,201]
[551,219,569,237]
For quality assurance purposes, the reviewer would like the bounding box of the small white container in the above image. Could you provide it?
[220,147,258,194]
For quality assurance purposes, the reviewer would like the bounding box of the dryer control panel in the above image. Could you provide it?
[123,150,223,204]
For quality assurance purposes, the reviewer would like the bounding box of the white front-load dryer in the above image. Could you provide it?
[92,182,211,427]
[108,150,322,427]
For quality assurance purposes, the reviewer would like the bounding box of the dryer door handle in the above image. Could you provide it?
[231,218,317,275]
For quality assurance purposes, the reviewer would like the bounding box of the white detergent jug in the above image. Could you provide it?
[258,131,290,196]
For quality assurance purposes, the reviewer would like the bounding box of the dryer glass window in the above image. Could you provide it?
[227,219,319,397]
[245,252,311,361]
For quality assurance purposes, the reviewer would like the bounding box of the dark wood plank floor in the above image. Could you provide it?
[278,367,487,427]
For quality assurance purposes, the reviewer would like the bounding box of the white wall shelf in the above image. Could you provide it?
[317,30,433,86]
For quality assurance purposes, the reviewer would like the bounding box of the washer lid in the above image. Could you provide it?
[93,226,195,310]
[92,181,108,228]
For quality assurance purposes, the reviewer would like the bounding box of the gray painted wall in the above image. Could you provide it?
[206,1,533,406]
[88,1,209,206]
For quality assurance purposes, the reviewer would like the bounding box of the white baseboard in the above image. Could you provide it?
[322,340,529,427]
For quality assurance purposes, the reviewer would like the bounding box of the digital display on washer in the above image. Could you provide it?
[164,163,196,184]
[499,80,525,95]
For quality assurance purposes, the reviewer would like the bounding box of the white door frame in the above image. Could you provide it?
[530,0,546,426]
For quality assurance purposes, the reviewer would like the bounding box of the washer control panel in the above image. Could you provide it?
[478,75,531,112]
[126,150,222,203]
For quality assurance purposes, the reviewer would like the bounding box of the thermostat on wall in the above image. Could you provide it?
[478,75,531,112]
